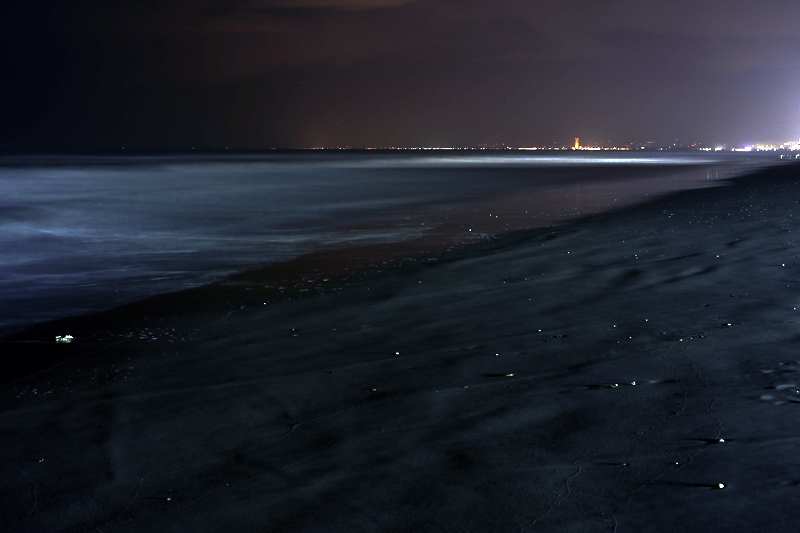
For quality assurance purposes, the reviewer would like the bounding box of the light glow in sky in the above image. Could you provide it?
[2,0,799,150]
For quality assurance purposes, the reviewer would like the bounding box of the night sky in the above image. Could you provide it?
[3,0,798,150]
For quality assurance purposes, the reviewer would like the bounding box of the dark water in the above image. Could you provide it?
[0,150,777,334]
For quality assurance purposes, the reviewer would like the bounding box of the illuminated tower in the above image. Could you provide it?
[574,138,580,149]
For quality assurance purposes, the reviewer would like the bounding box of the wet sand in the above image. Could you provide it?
[3,162,800,531]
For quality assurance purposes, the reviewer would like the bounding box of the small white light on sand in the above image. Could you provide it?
[716,483,725,489]
[395,351,400,355]
[718,438,725,443]
[631,381,636,386]
[166,497,172,501]
[506,373,515,377]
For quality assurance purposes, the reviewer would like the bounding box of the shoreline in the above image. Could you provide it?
[2,161,800,530]
[0,159,786,379]
[0,152,773,338]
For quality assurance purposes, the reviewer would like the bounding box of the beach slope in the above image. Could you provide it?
[2,162,800,531]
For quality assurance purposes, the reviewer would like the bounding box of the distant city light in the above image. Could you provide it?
[307,136,800,153]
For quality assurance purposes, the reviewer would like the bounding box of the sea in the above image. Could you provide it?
[0,150,780,335]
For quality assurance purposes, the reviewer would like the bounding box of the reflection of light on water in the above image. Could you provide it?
[396,158,781,240]
[419,156,724,165]
[333,155,730,167]
[300,150,782,170]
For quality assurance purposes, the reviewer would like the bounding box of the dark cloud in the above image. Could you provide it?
[2,0,798,149]
[251,0,425,9]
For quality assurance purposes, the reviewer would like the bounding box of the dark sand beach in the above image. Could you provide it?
[3,161,800,531]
